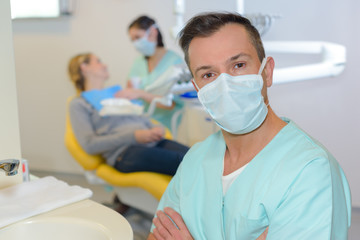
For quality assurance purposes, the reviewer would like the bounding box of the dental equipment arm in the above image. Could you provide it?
[264,41,346,84]
[144,65,193,117]
[144,66,193,137]
[144,94,175,117]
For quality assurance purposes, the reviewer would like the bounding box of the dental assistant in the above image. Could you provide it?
[117,15,185,130]
[149,12,351,240]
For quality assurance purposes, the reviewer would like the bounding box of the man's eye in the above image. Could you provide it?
[203,73,214,79]
[234,63,245,69]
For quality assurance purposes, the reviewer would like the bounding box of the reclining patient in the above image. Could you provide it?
[67,53,189,176]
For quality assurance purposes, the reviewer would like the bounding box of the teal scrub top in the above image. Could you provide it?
[128,50,185,129]
[154,118,351,239]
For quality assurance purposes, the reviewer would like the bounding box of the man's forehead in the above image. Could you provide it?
[188,24,256,67]
[189,23,249,44]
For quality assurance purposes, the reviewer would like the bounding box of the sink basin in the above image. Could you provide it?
[0,199,133,240]
[0,218,111,239]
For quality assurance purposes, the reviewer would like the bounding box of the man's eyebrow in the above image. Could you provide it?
[194,65,212,76]
[193,53,250,76]
[226,53,250,64]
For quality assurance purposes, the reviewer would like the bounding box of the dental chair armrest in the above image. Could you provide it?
[96,164,172,201]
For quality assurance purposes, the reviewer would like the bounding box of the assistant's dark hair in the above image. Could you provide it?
[128,15,165,47]
[179,12,265,67]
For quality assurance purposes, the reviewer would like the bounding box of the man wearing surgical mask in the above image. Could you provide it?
[117,15,185,131]
[148,12,351,240]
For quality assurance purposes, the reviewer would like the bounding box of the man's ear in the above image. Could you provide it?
[191,79,199,92]
[264,57,275,87]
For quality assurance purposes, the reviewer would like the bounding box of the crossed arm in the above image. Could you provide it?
[148,208,193,240]
[148,207,268,240]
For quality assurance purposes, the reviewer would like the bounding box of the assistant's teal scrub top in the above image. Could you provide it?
[128,50,185,129]
[154,118,351,239]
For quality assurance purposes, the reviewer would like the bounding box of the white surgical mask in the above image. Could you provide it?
[194,58,268,134]
[133,26,157,57]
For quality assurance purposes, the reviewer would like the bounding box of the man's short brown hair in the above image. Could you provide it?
[179,12,265,68]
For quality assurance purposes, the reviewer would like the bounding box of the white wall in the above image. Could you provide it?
[12,0,360,206]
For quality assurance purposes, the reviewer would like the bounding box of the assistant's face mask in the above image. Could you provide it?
[193,58,268,135]
[133,26,157,57]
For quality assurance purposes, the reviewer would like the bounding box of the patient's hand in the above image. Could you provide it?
[135,127,164,144]
[152,207,193,240]
[152,126,165,137]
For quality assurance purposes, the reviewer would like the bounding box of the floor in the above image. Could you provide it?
[32,170,360,240]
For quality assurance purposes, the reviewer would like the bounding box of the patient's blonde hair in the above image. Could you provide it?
[68,53,92,93]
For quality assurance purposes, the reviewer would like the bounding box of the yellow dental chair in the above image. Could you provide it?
[64,97,172,215]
